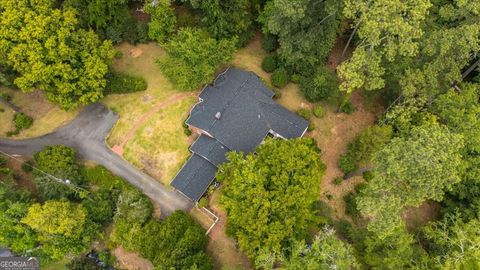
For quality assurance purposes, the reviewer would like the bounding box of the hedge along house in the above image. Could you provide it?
[171,67,309,202]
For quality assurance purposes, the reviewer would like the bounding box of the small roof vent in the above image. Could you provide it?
[215,112,222,120]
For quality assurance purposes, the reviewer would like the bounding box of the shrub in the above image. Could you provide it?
[354,183,367,194]
[261,55,277,73]
[347,125,393,162]
[105,73,147,94]
[362,171,375,182]
[198,197,207,208]
[340,101,355,114]
[307,121,315,132]
[271,68,289,88]
[344,192,360,218]
[300,66,339,102]
[261,33,278,52]
[297,108,311,120]
[13,112,33,130]
[21,161,33,173]
[183,127,192,136]
[114,50,123,59]
[0,92,12,101]
[290,74,301,84]
[334,219,356,243]
[338,154,357,175]
[313,105,325,118]
[334,177,343,185]
[5,130,19,137]
[0,108,4,113]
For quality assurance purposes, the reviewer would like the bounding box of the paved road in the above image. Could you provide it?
[0,103,193,216]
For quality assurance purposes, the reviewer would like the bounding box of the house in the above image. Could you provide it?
[171,67,309,202]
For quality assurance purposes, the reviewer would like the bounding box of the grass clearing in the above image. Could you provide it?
[122,96,196,185]
[0,87,77,139]
[103,42,181,146]
[103,42,197,186]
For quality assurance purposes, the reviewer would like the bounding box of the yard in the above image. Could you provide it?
[103,43,197,186]
[0,87,78,139]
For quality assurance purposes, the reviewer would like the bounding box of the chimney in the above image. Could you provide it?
[215,112,222,120]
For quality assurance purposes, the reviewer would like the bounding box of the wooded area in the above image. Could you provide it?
[1,0,479,269]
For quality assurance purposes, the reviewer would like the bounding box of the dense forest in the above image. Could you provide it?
[1,0,479,269]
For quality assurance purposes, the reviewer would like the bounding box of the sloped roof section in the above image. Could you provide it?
[190,134,230,166]
[186,67,308,152]
[171,154,217,202]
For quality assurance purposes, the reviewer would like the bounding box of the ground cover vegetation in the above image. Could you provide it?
[0,146,213,269]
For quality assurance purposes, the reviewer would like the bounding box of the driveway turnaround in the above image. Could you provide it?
[0,103,193,216]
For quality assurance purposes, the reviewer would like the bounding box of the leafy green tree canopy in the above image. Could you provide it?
[157,27,236,91]
[259,0,342,75]
[358,123,464,236]
[338,0,431,93]
[0,0,115,109]
[33,145,84,200]
[144,0,176,44]
[218,138,325,262]
[281,226,359,270]
[189,0,254,46]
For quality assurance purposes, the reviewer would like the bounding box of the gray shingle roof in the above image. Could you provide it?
[171,154,217,202]
[186,67,308,152]
[190,134,229,166]
[174,67,308,201]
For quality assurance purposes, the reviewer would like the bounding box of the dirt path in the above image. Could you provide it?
[112,92,197,155]
[113,246,153,270]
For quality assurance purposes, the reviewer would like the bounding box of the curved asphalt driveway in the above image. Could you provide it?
[0,103,193,216]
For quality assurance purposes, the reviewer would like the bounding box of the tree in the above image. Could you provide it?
[189,0,254,46]
[144,0,176,44]
[218,138,325,262]
[281,226,359,270]
[62,0,145,44]
[0,0,115,109]
[33,145,84,200]
[363,225,419,269]
[259,0,342,75]
[357,123,464,236]
[300,66,339,102]
[135,211,212,270]
[346,124,393,163]
[338,0,431,93]
[21,200,94,260]
[399,0,480,98]
[157,27,236,91]
[114,189,153,224]
[432,84,480,220]
[423,214,480,269]
[0,183,38,255]
[22,201,86,238]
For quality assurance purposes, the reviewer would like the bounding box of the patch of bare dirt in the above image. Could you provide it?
[131,2,150,23]
[402,201,441,230]
[312,92,382,220]
[4,156,37,194]
[326,33,354,72]
[113,246,153,270]
[129,48,143,58]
